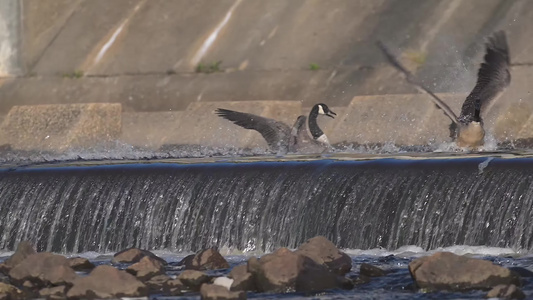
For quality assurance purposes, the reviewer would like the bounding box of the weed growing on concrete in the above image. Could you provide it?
[405,51,427,67]
[63,70,84,79]
[196,61,223,73]
[309,63,320,71]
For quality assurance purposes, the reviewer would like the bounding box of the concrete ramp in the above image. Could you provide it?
[119,91,533,151]
[322,88,530,146]
[121,100,303,149]
[0,103,121,151]
[323,94,462,145]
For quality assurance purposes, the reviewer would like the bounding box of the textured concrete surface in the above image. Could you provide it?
[1,0,533,151]
[0,103,121,151]
[2,0,533,110]
[121,101,302,149]
[0,0,22,76]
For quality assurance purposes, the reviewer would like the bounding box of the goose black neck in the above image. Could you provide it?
[308,109,324,139]
[473,100,481,123]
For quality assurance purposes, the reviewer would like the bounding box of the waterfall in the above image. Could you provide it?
[1,157,532,253]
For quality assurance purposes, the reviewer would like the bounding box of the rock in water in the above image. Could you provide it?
[145,274,171,291]
[111,248,167,265]
[248,247,352,293]
[200,283,246,300]
[229,265,256,292]
[0,241,36,274]
[213,276,234,290]
[360,263,387,277]
[8,253,77,287]
[178,270,211,291]
[66,265,148,299]
[126,256,165,281]
[0,282,24,300]
[179,248,230,270]
[68,257,95,272]
[295,236,352,275]
[409,252,521,291]
[38,285,67,300]
[164,278,185,295]
[486,284,525,299]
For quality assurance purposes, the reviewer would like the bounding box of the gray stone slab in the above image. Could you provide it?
[0,69,395,115]
[0,103,121,151]
[503,0,533,64]
[328,94,446,145]
[0,0,22,75]
[120,111,184,149]
[494,65,533,140]
[32,0,144,75]
[21,0,82,70]
[90,0,236,74]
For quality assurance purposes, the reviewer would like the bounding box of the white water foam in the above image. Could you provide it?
[344,244,520,258]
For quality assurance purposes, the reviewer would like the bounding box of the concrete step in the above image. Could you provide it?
[0,103,121,151]
[121,111,184,149]
[324,93,464,145]
[120,101,303,149]
[1,89,530,152]
[121,88,533,150]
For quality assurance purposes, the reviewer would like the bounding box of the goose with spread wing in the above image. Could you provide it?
[377,31,511,148]
[215,103,336,153]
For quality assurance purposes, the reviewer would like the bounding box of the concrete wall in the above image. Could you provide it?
[1,0,532,113]
[2,0,533,150]
[0,0,21,76]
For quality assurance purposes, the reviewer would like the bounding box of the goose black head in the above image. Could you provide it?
[314,103,336,118]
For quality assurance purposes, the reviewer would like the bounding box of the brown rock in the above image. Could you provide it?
[178,270,211,291]
[179,254,195,268]
[353,274,372,285]
[66,265,148,299]
[409,252,521,291]
[8,252,77,287]
[0,282,24,300]
[1,241,36,274]
[249,247,350,293]
[111,248,167,265]
[229,265,256,292]
[145,274,170,288]
[180,248,230,270]
[486,284,525,299]
[39,285,66,300]
[200,283,246,300]
[21,280,33,289]
[360,263,386,277]
[295,236,352,275]
[68,257,95,272]
[0,264,9,276]
[164,278,185,295]
[126,256,164,281]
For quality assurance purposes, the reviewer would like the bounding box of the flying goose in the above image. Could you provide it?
[377,31,511,148]
[215,103,336,153]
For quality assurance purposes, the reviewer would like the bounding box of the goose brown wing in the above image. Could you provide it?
[459,31,511,123]
[215,108,291,151]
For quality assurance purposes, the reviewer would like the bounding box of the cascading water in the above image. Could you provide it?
[1,155,533,254]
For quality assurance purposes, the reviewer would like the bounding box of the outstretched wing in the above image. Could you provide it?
[459,31,511,123]
[377,41,459,125]
[215,108,291,151]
